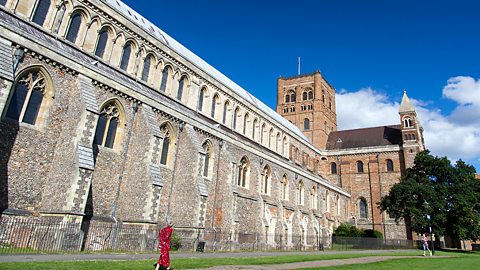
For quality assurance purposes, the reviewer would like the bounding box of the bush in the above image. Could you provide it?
[170,232,182,251]
[363,229,383,239]
[334,223,364,237]
[333,223,383,239]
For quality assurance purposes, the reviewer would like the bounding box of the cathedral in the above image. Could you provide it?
[0,0,424,251]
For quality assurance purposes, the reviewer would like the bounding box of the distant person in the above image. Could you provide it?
[155,218,174,270]
[422,233,432,256]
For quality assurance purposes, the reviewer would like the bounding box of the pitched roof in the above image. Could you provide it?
[326,125,403,150]
[399,91,415,113]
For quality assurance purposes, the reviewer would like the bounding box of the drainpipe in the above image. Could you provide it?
[111,102,139,222]
[337,156,342,188]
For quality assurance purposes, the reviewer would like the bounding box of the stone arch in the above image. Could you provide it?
[201,139,215,178]
[158,121,176,168]
[261,164,272,195]
[90,23,116,59]
[140,52,157,84]
[63,7,90,45]
[94,98,126,151]
[237,156,250,188]
[196,85,207,113]
[159,63,174,94]
[118,38,139,73]
[4,65,55,128]
[222,99,232,125]
[358,197,368,219]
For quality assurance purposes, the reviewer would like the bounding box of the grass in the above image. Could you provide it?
[0,251,476,269]
[299,253,480,269]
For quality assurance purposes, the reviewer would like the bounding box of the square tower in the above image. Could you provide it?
[276,71,337,149]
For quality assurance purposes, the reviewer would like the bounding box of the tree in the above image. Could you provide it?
[380,151,480,242]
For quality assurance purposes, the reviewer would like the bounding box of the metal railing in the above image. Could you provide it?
[0,218,416,254]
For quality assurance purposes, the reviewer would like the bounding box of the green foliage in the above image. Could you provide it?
[170,231,182,251]
[380,150,480,241]
[333,223,383,238]
[334,223,364,237]
[363,229,383,239]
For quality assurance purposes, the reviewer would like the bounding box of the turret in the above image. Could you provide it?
[399,91,425,168]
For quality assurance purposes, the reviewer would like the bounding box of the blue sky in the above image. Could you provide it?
[122,0,480,170]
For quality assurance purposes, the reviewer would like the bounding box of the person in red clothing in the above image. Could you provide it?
[155,218,174,270]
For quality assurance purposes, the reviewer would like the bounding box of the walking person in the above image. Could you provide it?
[155,218,174,270]
[422,233,432,256]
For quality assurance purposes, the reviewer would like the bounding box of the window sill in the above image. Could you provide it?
[96,145,120,154]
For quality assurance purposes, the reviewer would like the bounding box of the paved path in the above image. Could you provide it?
[0,249,419,263]
[193,256,446,269]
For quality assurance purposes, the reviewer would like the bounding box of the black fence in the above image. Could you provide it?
[0,218,416,254]
[332,236,417,250]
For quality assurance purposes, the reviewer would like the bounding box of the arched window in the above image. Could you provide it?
[160,67,170,92]
[94,102,121,149]
[297,181,304,205]
[303,118,310,130]
[237,156,249,188]
[285,90,296,103]
[276,132,280,152]
[66,13,83,43]
[120,42,133,71]
[198,87,206,112]
[260,123,266,144]
[95,29,109,58]
[311,186,318,210]
[268,128,274,148]
[386,159,394,172]
[262,165,271,195]
[359,198,368,218]
[5,69,49,125]
[243,113,249,135]
[222,101,230,124]
[302,91,308,101]
[233,107,239,130]
[32,0,51,26]
[159,124,173,166]
[403,117,413,128]
[201,141,213,178]
[252,118,258,140]
[331,162,337,174]
[177,76,186,101]
[357,161,364,173]
[281,175,288,201]
[141,54,153,82]
[308,91,313,100]
[211,94,218,118]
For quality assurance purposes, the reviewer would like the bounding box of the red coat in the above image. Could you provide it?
[157,226,173,267]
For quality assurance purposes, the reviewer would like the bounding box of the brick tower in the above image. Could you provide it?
[276,71,337,149]
[399,91,425,169]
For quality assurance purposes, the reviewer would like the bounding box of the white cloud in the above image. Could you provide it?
[336,88,399,130]
[336,77,480,169]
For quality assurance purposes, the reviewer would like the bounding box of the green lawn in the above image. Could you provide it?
[0,251,476,270]
[300,254,480,270]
